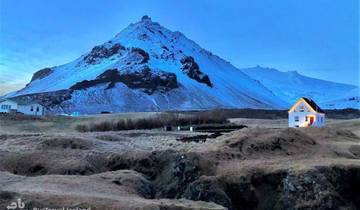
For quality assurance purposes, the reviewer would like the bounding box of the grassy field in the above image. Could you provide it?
[0,110,359,209]
[1,109,359,134]
[0,112,158,134]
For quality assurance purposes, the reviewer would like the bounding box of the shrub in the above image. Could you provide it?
[0,113,43,121]
[74,124,89,132]
[75,112,229,132]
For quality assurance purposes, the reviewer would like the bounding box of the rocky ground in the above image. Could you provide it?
[0,118,359,210]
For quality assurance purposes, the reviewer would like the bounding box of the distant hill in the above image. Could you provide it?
[241,66,358,109]
[320,87,359,109]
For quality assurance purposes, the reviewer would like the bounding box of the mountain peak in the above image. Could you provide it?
[8,17,289,113]
[141,15,152,22]
[112,16,169,47]
[288,70,300,75]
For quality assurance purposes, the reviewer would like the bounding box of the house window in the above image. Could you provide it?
[1,105,11,110]
[305,116,308,122]
[295,116,299,122]
[30,106,34,111]
[36,107,39,112]
[300,106,305,112]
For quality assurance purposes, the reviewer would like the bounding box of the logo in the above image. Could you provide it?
[6,198,25,209]
[6,198,92,210]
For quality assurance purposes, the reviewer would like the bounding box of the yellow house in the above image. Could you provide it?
[288,97,325,127]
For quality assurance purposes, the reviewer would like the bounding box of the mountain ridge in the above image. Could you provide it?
[5,16,288,114]
[3,16,357,113]
[241,66,358,109]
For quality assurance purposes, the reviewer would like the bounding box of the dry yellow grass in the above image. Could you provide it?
[0,115,359,209]
[0,112,159,134]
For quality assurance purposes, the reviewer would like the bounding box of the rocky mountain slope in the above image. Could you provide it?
[241,66,359,109]
[7,16,288,114]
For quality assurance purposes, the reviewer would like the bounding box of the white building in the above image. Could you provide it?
[0,99,17,113]
[288,97,325,127]
[0,99,46,116]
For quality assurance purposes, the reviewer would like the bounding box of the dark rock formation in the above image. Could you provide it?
[131,47,150,64]
[110,171,155,199]
[154,154,201,198]
[116,67,178,94]
[180,56,213,87]
[225,176,259,210]
[83,43,126,64]
[278,167,360,210]
[70,67,178,94]
[10,90,72,109]
[141,15,151,21]
[184,177,232,209]
[30,68,53,82]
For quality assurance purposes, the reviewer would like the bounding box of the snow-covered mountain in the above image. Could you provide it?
[7,16,288,114]
[319,87,359,109]
[241,66,359,109]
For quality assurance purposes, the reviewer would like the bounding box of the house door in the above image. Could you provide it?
[309,116,315,125]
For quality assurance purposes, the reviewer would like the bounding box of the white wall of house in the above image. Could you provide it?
[0,100,18,113]
[314,113,325,126]
[288,101,325,127]
[17,104,45,116]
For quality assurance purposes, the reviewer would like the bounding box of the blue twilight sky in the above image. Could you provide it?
[0,0,358,95]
